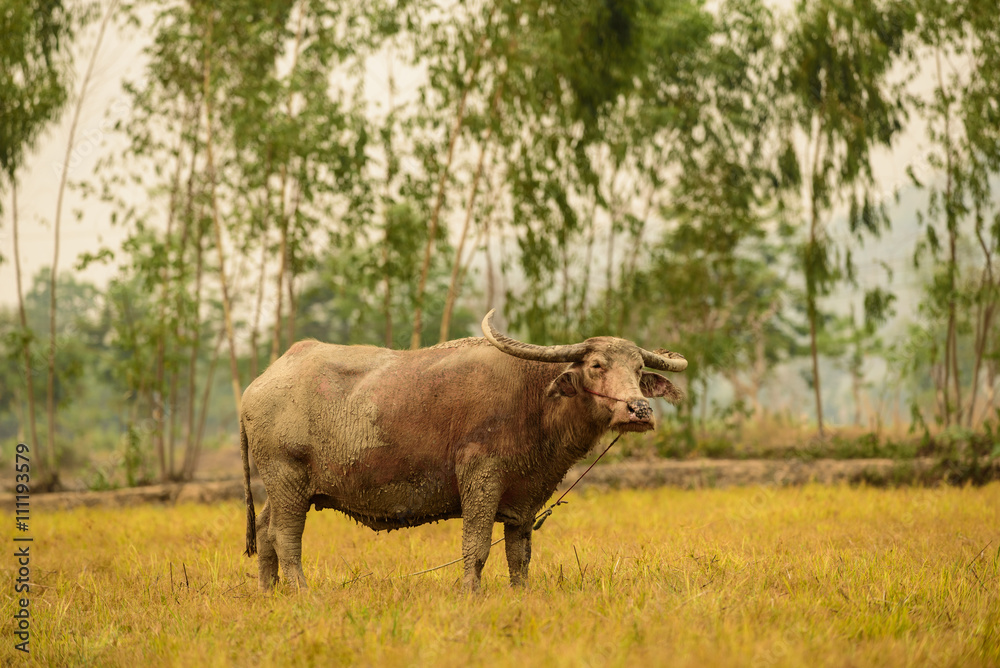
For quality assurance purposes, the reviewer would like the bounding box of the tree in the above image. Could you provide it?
[779,0,913,436]
[910,0,1000,427]
[1,0,78,488]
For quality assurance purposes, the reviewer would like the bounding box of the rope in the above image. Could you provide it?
[401,433,622,578]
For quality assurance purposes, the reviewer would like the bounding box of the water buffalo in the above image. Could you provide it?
[241,310,687,592]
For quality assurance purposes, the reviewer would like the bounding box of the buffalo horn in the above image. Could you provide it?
[481,309,588,363]
[639,347,688,372]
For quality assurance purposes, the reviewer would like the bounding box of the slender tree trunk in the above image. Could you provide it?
[46,0,117,486]
[484,215,496,312]
[578,193,601,324]
[286,268,297,348]
[411,8,495,349]
[167,370,179,479]
[943,142,959,425]
[382,45,397,348]
[270,218,287,362]
[153,124,187,482]
[411,89,472,349]
[191,326,226,478]
[967,209,996,427]
[11,181,41,457]
[177,106,202,476]
[250,233,268,378]
[285,180,302,347]
[561,240,571,332]
[168,113,197,479]
[617,185,655,334]
[382,222,393,347]
[851,364,863,426]
[182,212,205,480]
[246,150,274,380]
[985,361,998,424]
[439,136,493,343]
[806,114,826,438]
[203,15,242,416]
[934,46,961,426]
[605,208,617,333]
[266,6,307,360]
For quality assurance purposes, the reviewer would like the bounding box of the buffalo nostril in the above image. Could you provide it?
[628,399,652,420]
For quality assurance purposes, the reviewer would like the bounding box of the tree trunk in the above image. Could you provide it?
[943,150,959,425]
[285,179,302,348]
[578,192,601,325]
[806,112,826,438]
[617,185,655,334]
[411,8,495,349]
[382,220,393,347]
[270,216,287,363]
[484,215,496,313]
[249,233,268,379]
[966,211,996,427]
[153,123,187,482]
[286,268,297,349]
[381,45,397,349]
[191,327,226,478]
[203,14,242,417]
[605,209,617,333]
[439,136,493,343]
[178,101,202,479]
[168,110,198,480]
[277,9,307,353]
[182,210,205,480]
[11,181,41,457]
[46,0,117,486]
[933,45,961,427]
[411,89,472,349]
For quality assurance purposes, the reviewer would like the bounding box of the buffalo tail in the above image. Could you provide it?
[241,417,257,557]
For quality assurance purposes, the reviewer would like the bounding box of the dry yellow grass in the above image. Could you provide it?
[3,483,998,667]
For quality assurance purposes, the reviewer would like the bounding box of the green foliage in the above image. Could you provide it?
[0,0,75,183]
[777,0,915,432]
[0,270,99,424]
[905,0,1000,428]
[5,0,1000,485]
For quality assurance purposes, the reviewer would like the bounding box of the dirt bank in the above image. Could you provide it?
[0,457,943,511]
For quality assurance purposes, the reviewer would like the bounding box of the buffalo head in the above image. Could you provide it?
[481,310,686,432]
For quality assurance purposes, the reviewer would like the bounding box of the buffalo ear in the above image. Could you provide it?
[547,370,580,398]
[640,372,684,405]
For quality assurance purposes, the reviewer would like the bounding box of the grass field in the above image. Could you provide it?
[3,483,999,667]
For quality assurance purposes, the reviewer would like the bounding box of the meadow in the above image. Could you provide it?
[3,483,998,667]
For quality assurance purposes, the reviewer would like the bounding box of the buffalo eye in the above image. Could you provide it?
[590,362,602,370]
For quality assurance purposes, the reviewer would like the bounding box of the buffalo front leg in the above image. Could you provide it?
[457,453,503,593]
[504,521,533,587]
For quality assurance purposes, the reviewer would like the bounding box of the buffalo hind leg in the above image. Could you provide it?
[255,499,279,591]
[504,521,533,587]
